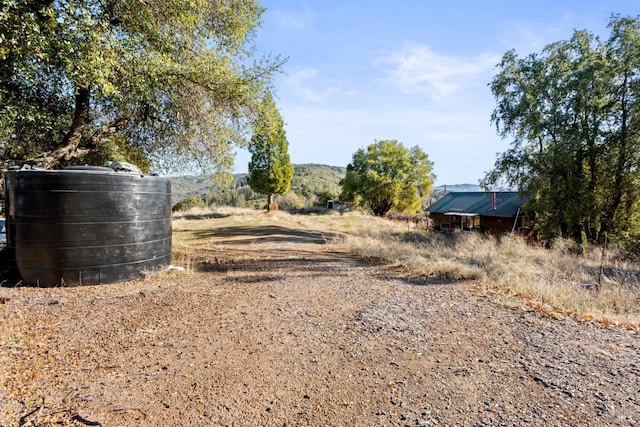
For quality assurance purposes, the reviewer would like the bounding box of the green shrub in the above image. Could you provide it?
[172,195,206,212]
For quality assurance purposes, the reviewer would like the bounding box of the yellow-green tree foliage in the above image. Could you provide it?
[340,140,435,216]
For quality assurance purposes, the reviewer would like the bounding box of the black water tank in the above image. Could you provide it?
[5,168,171,286]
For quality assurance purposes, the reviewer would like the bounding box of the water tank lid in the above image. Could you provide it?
[16,164,146,175]
[62,166,114,172]
[15,165,114,173]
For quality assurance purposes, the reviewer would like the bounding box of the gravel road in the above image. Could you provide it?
[1,227,639,426]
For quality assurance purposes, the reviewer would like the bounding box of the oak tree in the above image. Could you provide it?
[340,140,435,216]
[483,15,640,246]
[0,0,284,173]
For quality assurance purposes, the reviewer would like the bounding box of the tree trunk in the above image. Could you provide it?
[267,193,273,211]
[371,199,393,217]
[601,72,630,237]
[30,87,91,169]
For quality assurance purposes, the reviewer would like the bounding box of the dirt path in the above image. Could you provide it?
[1,222,639,426]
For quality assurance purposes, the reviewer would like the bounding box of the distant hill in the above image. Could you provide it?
[170,175,220,204]
[433,184,483,192]
[171,164,346,205]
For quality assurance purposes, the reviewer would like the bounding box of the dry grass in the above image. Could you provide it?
[332,214,640,330]
[170,207,640,330]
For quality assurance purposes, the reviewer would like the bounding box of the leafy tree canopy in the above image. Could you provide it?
[340,140,435,216]
[0,0,284,174]
[482,15,640,247]
[247,93,293,209]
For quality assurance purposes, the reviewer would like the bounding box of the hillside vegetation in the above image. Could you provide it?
[171,175,221,204]
[172,164,346,209]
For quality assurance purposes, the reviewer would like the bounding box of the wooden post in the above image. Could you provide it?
[597,232,608,291]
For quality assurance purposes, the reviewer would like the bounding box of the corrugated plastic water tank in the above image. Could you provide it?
[5,167,171,286]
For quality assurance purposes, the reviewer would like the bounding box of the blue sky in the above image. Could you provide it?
[234,1,639,186]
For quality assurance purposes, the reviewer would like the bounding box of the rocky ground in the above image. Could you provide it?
[1,220,639,426]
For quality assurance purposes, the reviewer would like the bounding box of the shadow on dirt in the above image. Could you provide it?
[189,244,457,288]
[194,225,339,246]
[182,222,457,288]
[174,212,231,221]
[191,247,353,278]
[376,271,456,287]
[180,221,456,286]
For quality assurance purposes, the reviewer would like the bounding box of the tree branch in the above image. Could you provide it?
[88,116,131,147]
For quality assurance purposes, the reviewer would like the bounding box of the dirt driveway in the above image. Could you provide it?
[1,219,639,426]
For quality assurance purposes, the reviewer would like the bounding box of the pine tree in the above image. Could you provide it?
[247,94,294,210]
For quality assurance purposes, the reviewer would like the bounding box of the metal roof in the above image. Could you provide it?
[426,192,524,217]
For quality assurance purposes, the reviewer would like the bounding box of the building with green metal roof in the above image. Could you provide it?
[426,192,527,234]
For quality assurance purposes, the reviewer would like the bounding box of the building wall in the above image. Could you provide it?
[479,216,516,234]
[429,213,448,230]
[430,212,516,234]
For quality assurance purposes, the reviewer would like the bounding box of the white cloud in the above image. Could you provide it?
[268,7,312,30]
[283,68,341,103]
[378,45,499,100]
